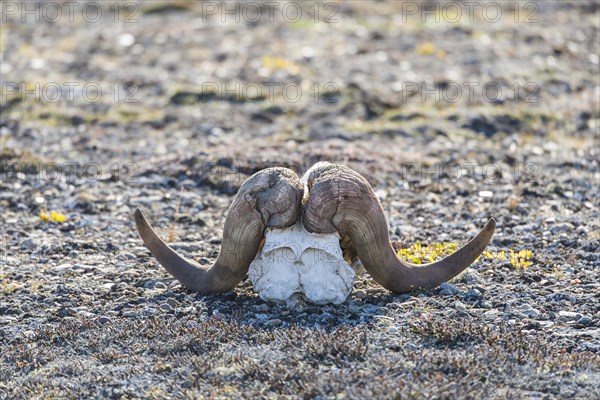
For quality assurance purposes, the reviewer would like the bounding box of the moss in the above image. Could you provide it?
[398,242,460,264]
[104,106,165,124]
[2,100,166,128]
[288,20,317,30]
[169,87,266,105]
[141,1,192,15]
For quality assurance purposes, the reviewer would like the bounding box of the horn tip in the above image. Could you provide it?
[134,208,149,232]
[134,207,144,220]
[486,218,496,231]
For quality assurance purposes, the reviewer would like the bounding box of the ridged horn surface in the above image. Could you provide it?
[302,162,495,293]
[135,167,303,292]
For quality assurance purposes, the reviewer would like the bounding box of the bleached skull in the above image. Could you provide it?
[134,162,495,304]
[248,221,355,305]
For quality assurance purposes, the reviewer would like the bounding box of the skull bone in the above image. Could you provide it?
[248,221,355,305]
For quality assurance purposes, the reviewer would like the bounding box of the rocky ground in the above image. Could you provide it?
[0,1,599,399]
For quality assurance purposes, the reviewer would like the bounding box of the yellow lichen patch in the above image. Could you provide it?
[416,42,435,55]
[399,243,534,269]
[415,42,446,59]
[0,275,18,294]
[262,56,300,75]
[509,250,533,269]
[397,242,459,264]
[484,249,533,269]
[30,279,44,293]
[40,211,67,223]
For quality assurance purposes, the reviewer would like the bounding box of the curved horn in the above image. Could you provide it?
[135,167,303,292]
[302,162,495,293]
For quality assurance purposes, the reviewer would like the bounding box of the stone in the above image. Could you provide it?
[558,311,582,321]
[166,298,179,307]
[465,289,482,299]
[57,307,76,318]
[484,309,501,320]
[256,303,270,312]
[122,310,137,318]
[515,303,541,318]
[480,301,493,309]
[439,282,461,295]
[266,318,282,327]
[154,282,168,290]
[19,238,37,250]
[348,303,362,314]
[550,223,574,234]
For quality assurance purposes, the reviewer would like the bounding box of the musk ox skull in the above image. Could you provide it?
[134,162,495,304]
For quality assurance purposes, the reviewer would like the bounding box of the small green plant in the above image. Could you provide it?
[397,242,459,264]
[550,265,564,279]
[398,243,534,269]
[39,210,66,223]
[484,249,533,269]
[508,250,534,269]
[0,275,18,294]
[261,56,300,75]
[29,279,44,293]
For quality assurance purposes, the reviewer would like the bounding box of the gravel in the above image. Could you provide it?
[1,1,598,399]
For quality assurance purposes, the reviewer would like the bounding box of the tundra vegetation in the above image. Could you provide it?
[0,1,598,398]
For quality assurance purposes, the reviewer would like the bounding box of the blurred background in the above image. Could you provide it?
[2,1,597,176]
